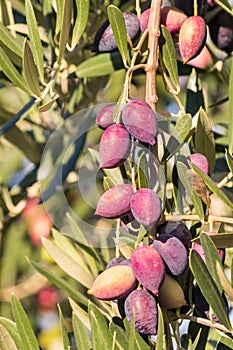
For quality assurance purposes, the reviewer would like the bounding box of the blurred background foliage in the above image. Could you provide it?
[0,0,233,349]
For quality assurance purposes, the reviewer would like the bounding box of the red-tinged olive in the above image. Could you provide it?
[95,184,134,218]
[96,104,115,129]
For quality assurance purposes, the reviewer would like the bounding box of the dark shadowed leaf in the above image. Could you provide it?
[186,69,205,116]
[25,0,44,81]
[107,5,128,67]
[229,57,233,154]
[200,232,223,293]
[0,324,18,350]
[89,303,113,350]
[70,0,90,50]
[195,107,215,174]
[76,52,124,78]
[72,313,92,350]
[58,305,70,349]
[160,25,179,91]
[190,163,233,210]
[190,249,232,330]
[193,232,233,248]
[11,295,40,350]
[22,40,41,98]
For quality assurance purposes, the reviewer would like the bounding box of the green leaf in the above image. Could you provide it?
[76,52,124,78]
[195,107,215,174]
[123,319,150,350]
[0,47,32,95]
[156,305,165,350]
[0,318,22,350]
[70,0,90,50]
[177,162,205,222]
[42,238,94,288]
[22,40,41,98]
[193,232,233,248]
[138,151,149,189]
[190,329,202,350]
[229,57,233,154]
[57,0,72,63]
[216,261,233,302]
[107,5,128,67]
[58,305,70,349]
[190,163,233,210]
[160,25,179,91]
[89,302,113,350]
[200,233,223,293]
[72,313,92,350]
[226,149,233,174]
[109,320,129,349]
[0,23,23,57]
[25,0,44,81]
[213,0,233,16]
[11,295,40,350]
[0,324,18,350]
[190,249,232,330]
[30,259,89,306]
[55,0,64,35]
[69,298,91,331]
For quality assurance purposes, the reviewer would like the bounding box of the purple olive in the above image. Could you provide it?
[96,104,115,129]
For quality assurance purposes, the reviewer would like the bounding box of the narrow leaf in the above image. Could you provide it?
[0,23,23,57]
[190,249,232,330]
[0,324,18,350]
[109,321,129,349]
[195,107,215,174]
[69,298,91,331]
[25,0,44,81]
[22,40,41,97]
[55,0,64,35]
[229,57,233,154]
[138,151,149,189]
[190,163,233,210]
[0,318,22,349]
[42,238,94,288]
[214,0,233,16]
[76,52,124,78]
[216,261,233,302]
[57,0,72,63]
[200,232,223,293]
[11,295,40,350]
[30,259,88,305]
[107,5,128,67]
[0,47,32,95]
[58,305,70,349]
[160,25,179,90]
[193,232,233,249]
[177,162,205,222]
[89,302,113,350]
[72,314,92,350]
[123,319,150,350]
[70,0,90,50]
[156,305,165,350]
[226,149,233,174]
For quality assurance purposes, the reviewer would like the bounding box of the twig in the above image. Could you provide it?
[179,314,233,334]
[164,213,233,225]
[145,0,162,111]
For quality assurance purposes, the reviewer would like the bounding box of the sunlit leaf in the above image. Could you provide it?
[89,302,113,350]
[0,324,18,350]
[38,94,59,112]
[0,47,32,96]
[25,0,44,81]
[70,0,90,50]
[72,313,91,350]
[0,23,23,57]
[195,107,215,174]
[214,0,233,16]
[69,298,91,331]
[11,295,40,350]
[216,261,233,302]
[190,249,232,330]
[107,5,128,67]
[160,25,179,91]
[138,151,149,189]
[193,232,233,248]
[42,238,94,288]
[123,318,150,350]
[156,305,165,350]
[76,52,124,78]
[0,318,22,349]
[225,149,233,174]
[109,320,129,349]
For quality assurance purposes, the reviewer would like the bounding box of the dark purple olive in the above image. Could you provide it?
[124,290,157,335]
[157,221,192,250]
